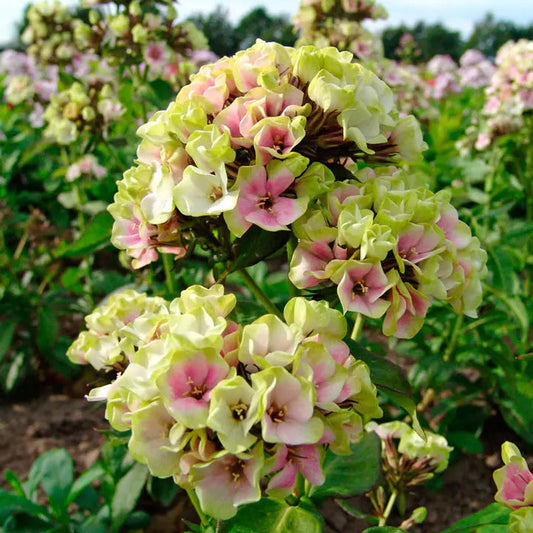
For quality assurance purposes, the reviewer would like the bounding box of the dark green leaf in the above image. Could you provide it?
[27,448,74,508]
[55,211,113,258]
[347,340,422,435]
[0,320,17,362]
[499,376,533,444]
[220,498,323,533]
[36,308,59,353]
[110,463,149,532]
[147,79,177,107]
[68,463,105,503]
[146,476,181,507]
[363,526,405,533]
[228,226,290,274]
[447,431,483,454]
[441,503,510,532]
[309,430,381,500]
[4,470,25,498]
[0,489,50,521]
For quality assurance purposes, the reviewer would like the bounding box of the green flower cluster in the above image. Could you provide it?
[43,81,123,144]
[293,0,387,60]
[68,284,383,519]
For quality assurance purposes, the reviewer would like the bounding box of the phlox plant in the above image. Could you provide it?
[65,40,488,531]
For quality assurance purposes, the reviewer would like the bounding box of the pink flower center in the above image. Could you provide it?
[399,247,417,261]
[272,135,285,153]
[184,376,207,400]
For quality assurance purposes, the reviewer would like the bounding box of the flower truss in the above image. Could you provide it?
[68,284,383,519]
[293,0,387,60]
[473,40,533,151]
[107,40,487,337]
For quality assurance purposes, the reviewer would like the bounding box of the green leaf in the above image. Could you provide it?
[27,448,74,509]
[0,489,50,521]
[147,79,177,107]
[36,308,59,353]
[447,431,484,454]
[499,376,533,444]
[347,340,422,436]
[4,470,25,498]
[0,319,17,362]
[55,211,113,258]
[220,498,323,533]
[68,464,105,504]
[110,463,149,532]
[363,526,405,533]
[309,430,381,501]
[228,226,290,274]
[146,476,180,507]
[441,503,511,532]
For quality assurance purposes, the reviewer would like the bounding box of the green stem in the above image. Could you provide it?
[379,489,397,527]
[239,268,283,319]
[443,313,463,362]
[162,253,176,295]
[186,488,209,527]
[350,313,364,341]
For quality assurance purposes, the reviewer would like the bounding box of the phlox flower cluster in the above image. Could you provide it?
[288,166,487,338]
[0,50,58,127]
[293,0,387,60]
[74,0,208,86]
[43,81,124,145]
[68,285,382,519]
[425,50,493,101]
[108,41,427,269]
[493,442,533,532]
[20,0,208,90]
[377,60,436,121]
[474,40,533,151]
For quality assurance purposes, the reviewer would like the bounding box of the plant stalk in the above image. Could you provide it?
[379,489,398,526]
[162,253,176,295]
[239,268,283,319]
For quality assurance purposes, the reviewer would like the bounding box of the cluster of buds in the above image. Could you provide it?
[108,40,428,269]
[21,1,80,65]
[474,40,533,150]
[68,285,382,519]
[74,0,208,85]
[394,33,422,64]
[288,166,487,338]
[367,421,451,528]
[493,442,533,532]
[0,50,58,126]
[43,81,124,145]
[293,0,387,60]
[369,421,452,487]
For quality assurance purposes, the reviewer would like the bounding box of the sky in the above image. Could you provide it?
[1,0,532,46]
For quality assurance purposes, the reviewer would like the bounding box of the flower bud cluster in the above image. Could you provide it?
[43,81,124,145]
[21,1,80,65]
[73,0,208,85]
[288,165,487,338]
[0,50,59,126]
[474,40,533,150]
[293,0,387,60]
[493,442,533,533]
[369,421,452,487]
[68,284,382,519]
[108,41,427,268]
